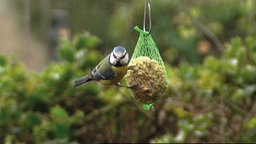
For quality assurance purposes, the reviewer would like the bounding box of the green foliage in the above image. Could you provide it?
[1,33,256,143]
[0,33,106,143]
[159,36,256,143]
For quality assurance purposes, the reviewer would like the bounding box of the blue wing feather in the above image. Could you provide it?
[90,55,115,80]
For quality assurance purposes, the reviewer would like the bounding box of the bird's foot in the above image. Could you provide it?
[115,82,138,89]
[127,84,138,89]
[128,66,136,71]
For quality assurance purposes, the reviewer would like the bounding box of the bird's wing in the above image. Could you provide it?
[90,55,115,80]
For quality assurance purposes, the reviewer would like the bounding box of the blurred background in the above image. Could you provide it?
[5,0,254,70]
[1,0,256,143]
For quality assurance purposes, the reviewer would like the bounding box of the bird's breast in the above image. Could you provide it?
[99,65,128,85]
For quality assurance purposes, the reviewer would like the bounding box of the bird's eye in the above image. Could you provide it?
[120,52,127,59]
[113,54,117,59]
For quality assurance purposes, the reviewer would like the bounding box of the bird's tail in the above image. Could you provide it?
[73,76,92,88]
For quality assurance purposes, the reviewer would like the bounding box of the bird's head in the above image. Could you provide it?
[109,46,129,66]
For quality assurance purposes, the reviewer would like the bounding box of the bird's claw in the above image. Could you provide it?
[127,84,138,89]
[128,66,135,70]
[115,83,138,89]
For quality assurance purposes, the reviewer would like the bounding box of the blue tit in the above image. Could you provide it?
[74,46,130,88]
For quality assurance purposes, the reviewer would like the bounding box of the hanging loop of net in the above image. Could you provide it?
[143,0,152,34]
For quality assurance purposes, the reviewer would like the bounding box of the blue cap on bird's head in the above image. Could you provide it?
[113,46,127,56]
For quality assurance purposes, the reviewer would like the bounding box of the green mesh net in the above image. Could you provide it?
[126,26,168,110]
[132,26,167,78]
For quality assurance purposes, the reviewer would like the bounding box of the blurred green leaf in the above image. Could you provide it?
[0,55,7,66]
[74,32,101,50]
[245,117,256,129]
[54,122,70,138]
[58,46,75,63]
[50,105,68,119]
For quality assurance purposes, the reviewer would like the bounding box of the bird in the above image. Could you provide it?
[74,46,130,88]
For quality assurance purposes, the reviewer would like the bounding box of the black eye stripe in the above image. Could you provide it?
[120,52,127,59]
[113,53,117,59]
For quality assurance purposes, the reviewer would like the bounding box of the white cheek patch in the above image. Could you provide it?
[120,54,129,65]
[109,53,117,65]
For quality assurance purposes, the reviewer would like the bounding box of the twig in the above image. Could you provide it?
[192,18,224,52]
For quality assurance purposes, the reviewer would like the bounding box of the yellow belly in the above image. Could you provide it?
[99,65,128,85]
